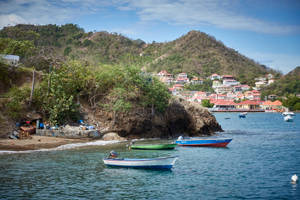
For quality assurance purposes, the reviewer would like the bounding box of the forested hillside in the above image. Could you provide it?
[0,24,279,84]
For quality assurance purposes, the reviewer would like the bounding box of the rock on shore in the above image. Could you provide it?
[92,97,222,139]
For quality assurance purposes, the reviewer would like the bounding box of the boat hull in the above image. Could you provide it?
[130,144,177,150]
[175,138,232,147]
[103,156,178,170]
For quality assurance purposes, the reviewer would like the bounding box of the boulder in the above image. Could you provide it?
[102,132,126,141]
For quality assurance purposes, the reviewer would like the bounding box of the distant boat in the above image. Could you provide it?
[130,143,177,150]
[282,111,295,116]
[175,136,232,147]
[103,156,178,170]
[239,112,247,118]
[284,115,293,122]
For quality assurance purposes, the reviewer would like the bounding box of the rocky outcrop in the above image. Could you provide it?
[91,97,222,139]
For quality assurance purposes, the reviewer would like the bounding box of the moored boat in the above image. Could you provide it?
[282,111,295,116]
[284,114,293,122]
[103,156,178,170]
[130,143,177,150]
[175,136,232,147]
[239,112,247,118]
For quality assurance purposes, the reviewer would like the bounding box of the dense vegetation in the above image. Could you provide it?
[0,24,280,87]
[261,67,300,98]
[2,61,170,125]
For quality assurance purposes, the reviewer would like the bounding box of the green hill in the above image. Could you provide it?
[1,24,280,85]
[261,66,300,97]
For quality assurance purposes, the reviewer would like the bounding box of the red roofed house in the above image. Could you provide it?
[190,77,203,85]
[210,73,221,80]
[261,100,283,112]
[222,75,235,80]
[157,70,173,78]
[211,100,237,111]
[236,100,261,110]
[176,73,189,84]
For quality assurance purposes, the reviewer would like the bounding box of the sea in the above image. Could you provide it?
[0,113,299,200]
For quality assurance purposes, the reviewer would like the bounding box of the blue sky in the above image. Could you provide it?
[1,0,300,74]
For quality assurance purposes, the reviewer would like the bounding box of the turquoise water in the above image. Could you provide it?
[0,113,300,199]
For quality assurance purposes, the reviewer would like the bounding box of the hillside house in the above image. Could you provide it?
[190,77,203,85]
[255,81,267,89]
[214,85,232,94]
[236,100,261,110]
[210,73,221,80]
[233,85,242,92]
[222,75,235,80]
[157,70,173,78]
[176,73,189,84]
[159,76,174,85]
[212,80,222,88]
[211,100,237,111]
[0,54,19,66]
[268,78,275,85]
[241,85,250,91]
[223,79,240,86]
[261,100,283,112]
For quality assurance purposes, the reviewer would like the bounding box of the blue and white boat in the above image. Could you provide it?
[239,112,247,118]
[284,114,293,122]
[103,156,178,170]
[175,136,232,147]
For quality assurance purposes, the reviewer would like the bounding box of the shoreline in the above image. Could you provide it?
[0,135,93,151]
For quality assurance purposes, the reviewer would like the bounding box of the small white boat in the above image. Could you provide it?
[239,112,247,118]
[103,156,178,170]
[284,115,293,122]
[282,111,295,116]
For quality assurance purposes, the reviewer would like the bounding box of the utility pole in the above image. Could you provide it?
[29,69,35,107]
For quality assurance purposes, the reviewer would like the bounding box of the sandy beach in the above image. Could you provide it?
[0,136,91,151]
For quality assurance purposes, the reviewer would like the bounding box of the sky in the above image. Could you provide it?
[1,0,300,74]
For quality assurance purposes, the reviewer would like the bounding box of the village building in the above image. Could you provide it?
[175,73,189,84]
[223,79,240,86]
[214,85,232,94]
[233,85,242,93]
[236,100,262,111]
[222,75,235,80]
[212,80,222,88]
[210,100,237,111]
[261,100,283,112]
[0,54,19,66]
[240,85,250,91]
[268,78,275,85]
[157,70,173,78]
[255,80,267,89]
[159,76,174,85]
[210,73,221,80]
[190,77,203,85]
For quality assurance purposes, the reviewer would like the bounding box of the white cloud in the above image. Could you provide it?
[0,0,109,28]
[0,14,28,27]
[0,0,299,34]
[116,0,300,34]
[245,51,300,74]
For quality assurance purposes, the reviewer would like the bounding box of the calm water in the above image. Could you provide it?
[0,113,299,200]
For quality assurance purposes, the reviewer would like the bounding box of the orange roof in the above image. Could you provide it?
[262,100,282,106]
[238,100,260,105]
[211,100,237,106]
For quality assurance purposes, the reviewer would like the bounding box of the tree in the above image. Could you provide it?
[201,99,214,108]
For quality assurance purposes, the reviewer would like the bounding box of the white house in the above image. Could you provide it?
[210,73,221,80]
[0,54,19,66]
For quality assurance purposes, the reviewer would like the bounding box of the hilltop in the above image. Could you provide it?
[0,24,280,85]
[261,66,300,97]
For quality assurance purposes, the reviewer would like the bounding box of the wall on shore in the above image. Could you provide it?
[36,129,101,138]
